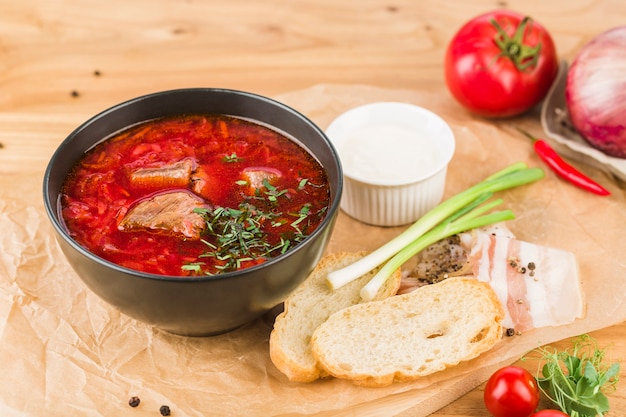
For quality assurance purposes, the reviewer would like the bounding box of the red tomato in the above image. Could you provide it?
[484,366,540,417]
[530,411,569,417]
[444,10,558,118]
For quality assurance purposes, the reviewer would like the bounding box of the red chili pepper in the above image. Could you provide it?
[516,128,611,196]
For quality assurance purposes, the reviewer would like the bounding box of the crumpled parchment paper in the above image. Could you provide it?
[0,84,624,417]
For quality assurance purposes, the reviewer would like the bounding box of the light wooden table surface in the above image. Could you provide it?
[1,1,625,415]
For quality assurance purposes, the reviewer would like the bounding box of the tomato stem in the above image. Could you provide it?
[491,16,542,72]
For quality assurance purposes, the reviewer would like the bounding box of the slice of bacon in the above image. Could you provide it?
[467,232,585,333]
[402,226,585,333]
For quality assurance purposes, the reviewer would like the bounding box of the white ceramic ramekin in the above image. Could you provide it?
[325,102,455,227]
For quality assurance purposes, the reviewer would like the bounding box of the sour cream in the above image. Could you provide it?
[337,123,441,184]
[325,102,455,226]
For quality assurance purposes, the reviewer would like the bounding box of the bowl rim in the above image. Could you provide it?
[325,101,455,186]
[42,87,343,283]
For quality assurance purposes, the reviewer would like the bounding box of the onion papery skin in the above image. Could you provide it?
[566,26,626,158]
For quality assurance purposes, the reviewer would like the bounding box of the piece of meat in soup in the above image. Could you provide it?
[118,191,207,239]
[129,159,195,188]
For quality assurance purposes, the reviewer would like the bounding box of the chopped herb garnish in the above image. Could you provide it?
[223,152,241,163]
[182,176,326,275]
[271,219,286,228]
[262,179,289,203]
[181,263,204,273]
[290,204,312,229]
[188,202,312,275]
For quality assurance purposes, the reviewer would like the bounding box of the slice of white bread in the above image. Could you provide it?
[269,251,402,382]
[311,276,504,387]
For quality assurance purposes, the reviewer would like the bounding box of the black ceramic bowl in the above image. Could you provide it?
[43,88,343,336]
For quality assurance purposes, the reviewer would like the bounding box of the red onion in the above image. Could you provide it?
[566,26,626,158]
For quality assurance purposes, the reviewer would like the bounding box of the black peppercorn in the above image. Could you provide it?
[159,405,171,416]
[128,396,141,407]
[505,328,516,337]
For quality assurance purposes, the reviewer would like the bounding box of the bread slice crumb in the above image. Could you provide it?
[269,251,402,382]
[311,276,504,387]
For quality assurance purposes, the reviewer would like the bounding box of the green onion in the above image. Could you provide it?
[326,162,544,300]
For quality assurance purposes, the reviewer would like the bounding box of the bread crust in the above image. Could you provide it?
[311,277,504,387]
[269,251,402,382]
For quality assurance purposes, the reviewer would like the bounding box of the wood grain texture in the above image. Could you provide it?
[2,0,625,115]
[1,0,625,415]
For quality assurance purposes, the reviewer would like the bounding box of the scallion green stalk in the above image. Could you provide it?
[360,203,513,300]
[326,162,544,294]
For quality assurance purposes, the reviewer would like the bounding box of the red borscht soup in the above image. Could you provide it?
[60,114,331,276]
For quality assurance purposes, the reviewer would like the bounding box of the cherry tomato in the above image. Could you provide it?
[484,365,540,417]
[529,411,569,417]
[444,10,558,118]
